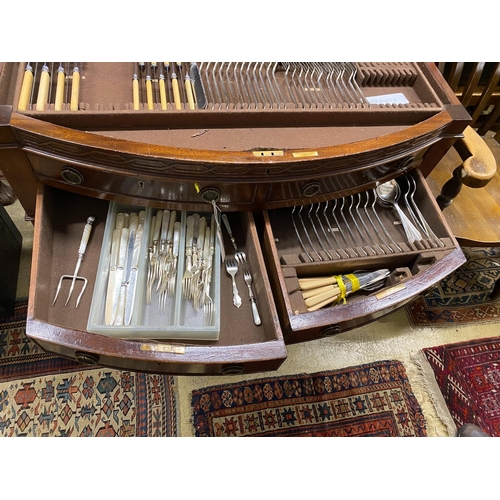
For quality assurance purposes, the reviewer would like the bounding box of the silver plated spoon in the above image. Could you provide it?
[375,180,422,243]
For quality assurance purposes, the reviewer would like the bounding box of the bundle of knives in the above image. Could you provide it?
[298,269,390,312]
[104,210,145,326]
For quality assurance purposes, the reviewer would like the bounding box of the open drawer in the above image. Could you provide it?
[261,168,466,343]
[26,185,287,375]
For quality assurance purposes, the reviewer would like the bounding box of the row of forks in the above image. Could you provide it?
[180,213,216,326]
[146,209,180,310]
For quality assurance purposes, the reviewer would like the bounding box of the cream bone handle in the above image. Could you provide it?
[146,75,154,110]
[185,74,196,110]
[301,283,340,299]
[133,74,140,110]
[70,65,80,111]
[171,72,182,110]
[18,63,34,111]
[54,65,65,111]
[159,74,168,110]
[36,64,50,111]
[303,287,341,308]
[299,276,341,290]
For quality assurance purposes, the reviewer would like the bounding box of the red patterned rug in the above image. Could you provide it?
[406,247,500,326]
[192,360,427,437]
[0,301,177,436]
[421,336,500,436]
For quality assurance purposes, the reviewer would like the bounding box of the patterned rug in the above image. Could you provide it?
[192,360,427,437]
[406,247,500,326]
[421,336,500,436]
[0,301,177,436]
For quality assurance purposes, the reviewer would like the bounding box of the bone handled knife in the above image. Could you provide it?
[125,211,145,326]
[221,214,238,250]
[36,63,50,111]
[70,64,80,111]
[18,63,34,111]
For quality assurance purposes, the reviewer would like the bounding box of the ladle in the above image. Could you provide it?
[375,180,422,243]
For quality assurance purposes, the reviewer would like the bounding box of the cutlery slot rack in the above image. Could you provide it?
[266,169,456,315]
[11,62,445,129]
[87,202,221,340]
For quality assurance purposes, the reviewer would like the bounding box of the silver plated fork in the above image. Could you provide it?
[225,257,242,308]
[243,268,261,325]
[235,251,261,325]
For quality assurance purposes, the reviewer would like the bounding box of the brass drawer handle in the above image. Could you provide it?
[320,325,341,337]
[221,364,244,375]
[75,351,100,365]
[200,187,220,203]
[301,182,321,197]
[61,167,84,185]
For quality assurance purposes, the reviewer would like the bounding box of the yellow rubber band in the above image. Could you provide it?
[334,275,347,304]
[345,274,360,292]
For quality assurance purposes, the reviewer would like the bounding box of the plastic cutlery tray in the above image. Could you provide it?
[87,201,221,340]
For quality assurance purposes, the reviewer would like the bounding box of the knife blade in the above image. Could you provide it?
[105,228,121,325]
[125,211,145,326]
[112,226,129,325]
[221,214,237,250]
[189,62,207,109]
[115,213,138,326]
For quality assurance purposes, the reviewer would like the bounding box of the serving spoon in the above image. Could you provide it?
[375,180,422,243]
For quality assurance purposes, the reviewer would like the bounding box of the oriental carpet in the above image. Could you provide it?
[0,301,177,436]
[420,335,500,436]
[192,360,427,437]
[406,247,500,326]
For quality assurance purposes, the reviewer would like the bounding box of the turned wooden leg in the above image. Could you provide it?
[436,165,465,209]
[491,278,500,301]
[437,127,497,210]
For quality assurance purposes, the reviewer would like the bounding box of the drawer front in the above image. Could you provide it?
[25,151,261,211]
[27,185,286,375]
[261,168,466,342]
[265,151,423,206]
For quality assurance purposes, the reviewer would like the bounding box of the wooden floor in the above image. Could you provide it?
[427,135,500,247]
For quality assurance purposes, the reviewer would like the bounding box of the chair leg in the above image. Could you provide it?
[0,181,17,206]
[436,166,464,209]
[491,278,500,301]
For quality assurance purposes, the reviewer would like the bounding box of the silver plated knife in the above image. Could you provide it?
[115,213,138,326]
[112,226,129,325]
[125,211,145,326]
[222,214,237,250]
[105,228,121,325]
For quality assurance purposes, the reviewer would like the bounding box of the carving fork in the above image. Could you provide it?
[52,216,95,308]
